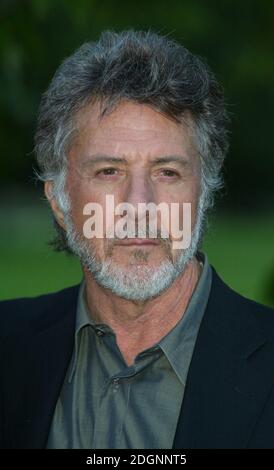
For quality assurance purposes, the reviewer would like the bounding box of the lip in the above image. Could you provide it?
[115,238,160,246]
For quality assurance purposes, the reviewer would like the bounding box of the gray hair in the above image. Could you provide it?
[34,29,230,252]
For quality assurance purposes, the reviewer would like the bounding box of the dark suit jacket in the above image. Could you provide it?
[1,267,274,449]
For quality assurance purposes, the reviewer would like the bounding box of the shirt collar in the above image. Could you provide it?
[68,282,101,382]
[158,251,212,385]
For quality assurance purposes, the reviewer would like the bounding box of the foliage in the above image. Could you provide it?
[1,0,274,208]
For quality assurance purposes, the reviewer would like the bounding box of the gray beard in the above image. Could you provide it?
[63,194,206,301]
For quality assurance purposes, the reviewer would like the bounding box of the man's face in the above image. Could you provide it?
[66,100,200,260]
[49,100,203,300]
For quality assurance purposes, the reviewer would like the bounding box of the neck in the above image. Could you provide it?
[83,256,202,365]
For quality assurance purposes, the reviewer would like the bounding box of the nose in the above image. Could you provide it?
[125,172,155,208]
[124,172,156,227]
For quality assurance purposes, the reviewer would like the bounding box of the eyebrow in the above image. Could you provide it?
[82,155,127,165]
[82,154,190,168]
[152,156,190,168]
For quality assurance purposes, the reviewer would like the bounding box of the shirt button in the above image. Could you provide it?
[112,378,120,385]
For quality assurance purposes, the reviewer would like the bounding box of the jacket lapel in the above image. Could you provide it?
[172,268,273,449]
[8,285,79,449]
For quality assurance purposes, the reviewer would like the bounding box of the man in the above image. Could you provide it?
[1,30,274,449]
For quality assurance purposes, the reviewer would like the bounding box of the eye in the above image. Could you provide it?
[160,169,179,177]
[96,167,118,177]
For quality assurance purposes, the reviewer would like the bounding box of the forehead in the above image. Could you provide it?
[71,100,196,160]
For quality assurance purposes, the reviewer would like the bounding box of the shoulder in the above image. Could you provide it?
[0,284,80,338]
[210,265,274,337]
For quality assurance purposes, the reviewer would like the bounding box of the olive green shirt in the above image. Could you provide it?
[47,252,212,449]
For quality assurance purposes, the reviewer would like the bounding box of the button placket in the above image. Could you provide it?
[112,377,120,393]
[96,329,104,336]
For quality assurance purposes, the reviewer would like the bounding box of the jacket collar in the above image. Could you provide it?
[172,267,272,448]
[7,285,80,449]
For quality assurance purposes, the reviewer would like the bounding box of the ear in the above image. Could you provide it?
[44,181,66,230]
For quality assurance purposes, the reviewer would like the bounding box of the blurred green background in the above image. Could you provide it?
[0,0,273,305]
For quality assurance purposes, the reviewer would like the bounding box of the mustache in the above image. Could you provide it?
[106,228,172,252]
[112,227,171,242]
